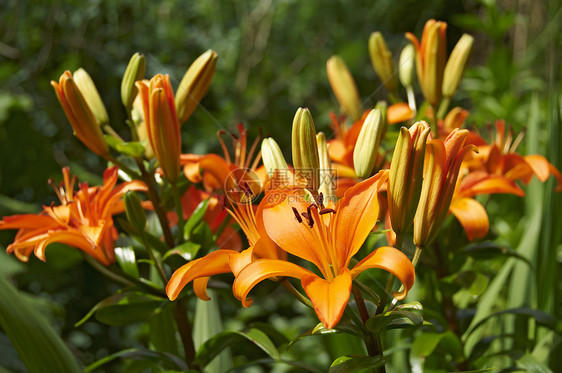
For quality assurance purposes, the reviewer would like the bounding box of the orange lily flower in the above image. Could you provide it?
[0,167,147,265]
[181,124,267,197]
[465,120,562,190]
[232,171,415,329]
[449,171,524,241]
[166,193,286,301]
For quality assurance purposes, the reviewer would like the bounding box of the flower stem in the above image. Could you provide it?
[281,279,313,308]
[141,232,168,285]
[171,181,186,244]
[172,300,199,370]
[436,97,450,120]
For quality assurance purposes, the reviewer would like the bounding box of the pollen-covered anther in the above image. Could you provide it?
[319,208,336,215]
[300,211,314,228]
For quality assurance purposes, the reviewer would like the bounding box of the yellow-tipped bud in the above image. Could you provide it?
[369,32,398,93]
[316,132,336,204]
[292,108,320,193]
[443,106,469,133]
[388,121,431,235]
[398,44,415,88]
[51,71,109,156]
[406,19,447,106]
[261,137,289,176]
[121,52,146,112]
[353,108,383,178]
[175,49,218,125]
[442,34,474,98]
[413,129,477,247]
[72,68,109,126]
[136,74,181,182]
[124,191,147,233]
[326,56,362,122]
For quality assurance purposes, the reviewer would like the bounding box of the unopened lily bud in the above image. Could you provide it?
[72,68,109,126]
[136,74,181,182]
[375,101,389,139]
[443,106,469,133]
[51,71,109,156]
[175,49,218,125]
[316,132,336,204]
[388,121,431,236]
[121,52,146,112]
[353,109,383,178]
[369,32,398,93]
[442,34,473,98]
[399,44,415,89]
[326,56,362,122]
[124,191,147,232]
[261,137,288,176]
[413,129,477,247]
[406,19,447,106]
[292,108,320,193]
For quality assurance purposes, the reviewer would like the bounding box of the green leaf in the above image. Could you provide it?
[114,246,140,278]
[184,199,210,240]
[0,274,82,373]
[194,328,280,367]
[75,291,165,327]
[395,301,423,311]
[329,355,385,372]
[460,241,533,266]
[85,348,187,372]
[516,353,553,373]
[410,332,464,373]
[366,310,423,334]
[465,307,560,337]
[163,241,202,261]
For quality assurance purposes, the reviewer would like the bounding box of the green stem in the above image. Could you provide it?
[107,155,140,179]
[171,182,186,244]
[137,160,175,248]
[281,279,313,308]
[378,232,405,315]
[352,285,385,372]
[430,104,439,135]
[406,86,417,114]
[141,233,168,284]
[173,300,199,370]
[436,97,451,120]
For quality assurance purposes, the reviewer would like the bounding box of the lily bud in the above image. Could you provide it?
[406,19,447,106]
[316,132,336,204]
[124,191,147,232]
[443,106,469,133]
[136,74,181,182]
[442,34,473,98]
[369,32,398,93]
[292,108,320,193]
[261,137,289,176]
[398,44,415,88]
[413,129,477,247]
[121,52,146,112]
[388,121,431,236]
[353,108,383,178]
[51,71,109,156]
[72,68,109,126]
[175,49,218,125]
[326,56,362,122]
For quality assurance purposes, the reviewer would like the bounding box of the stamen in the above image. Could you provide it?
[317,192,324,208]
[48,178,64,204]
[292,207,303,223]
[218,194,226,211]
[216,130,232,164]
[301,211,314,228]
[319,208,336,215]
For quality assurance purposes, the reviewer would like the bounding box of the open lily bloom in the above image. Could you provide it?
[181,124,267,196]
[232,170,415,329]
[0,167,147,265]
[465,120,562,190]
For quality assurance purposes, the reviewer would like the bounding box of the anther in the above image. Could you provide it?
[319,208,336,215]
[301,211,314,228]
[317,192,324,208]
[292,207,303,223]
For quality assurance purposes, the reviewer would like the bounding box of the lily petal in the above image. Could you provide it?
[350,246,415,300]
[387,103,415,124]
[450,197,489,241]
[166,249,238,301]
[332,170,389,267]
[232,259,314,307]
[301,269,352,329]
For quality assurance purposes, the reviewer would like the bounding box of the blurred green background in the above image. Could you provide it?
[1,0,560,371]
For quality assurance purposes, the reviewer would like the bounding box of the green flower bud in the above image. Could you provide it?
[292,108,320,193]
[316,132,336,204]
[369,32,398,93]
[326,56,362,122]
[353,108,383,178]
[399,44,415,89]
[73,68,108,126]
[261,137,289,176]
[121,52,146,112]
[442,34,473,98]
